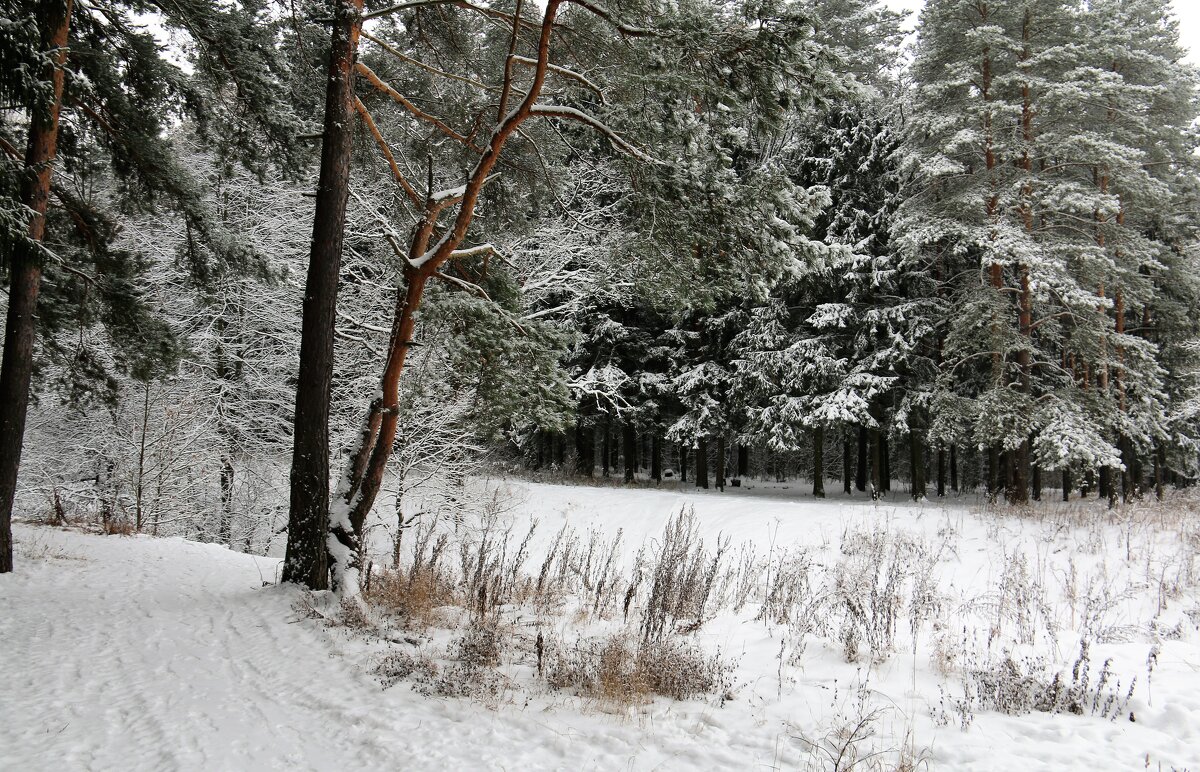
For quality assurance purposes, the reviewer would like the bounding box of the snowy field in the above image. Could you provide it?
[3,480,1200,771]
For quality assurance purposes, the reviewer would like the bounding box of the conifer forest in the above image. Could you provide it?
[3,0,1200,769]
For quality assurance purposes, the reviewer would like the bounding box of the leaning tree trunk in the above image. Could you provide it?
[329,0,629,592]
[283,0,363,590]
[0,0,73,575]
[812,426,825,499]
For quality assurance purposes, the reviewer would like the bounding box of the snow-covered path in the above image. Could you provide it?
[4,481,1200,771]
[0,523,763,771]
[0,526,408,770]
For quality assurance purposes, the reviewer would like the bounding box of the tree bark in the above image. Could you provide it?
[1154,444,1165,501]
[869,428,882,500]
[622,423,636,483]
[574,421,593,476]
[843,432,852,495]
[987,447,999,500]
[695,438,709,489]
[812,426,825,498]
[679,445,688,483]
[651,435,662,483]
[880,433,891,493]
[909,433,925,501]
[0,0,73,575]
[737,444,749,477]
[602,423,611,477]
[936,445,946,497]
[950,445,959,493]
[715,435,726,492]
[283,0,363,590]
[1062,469,1070,502]
[855,427,868,492]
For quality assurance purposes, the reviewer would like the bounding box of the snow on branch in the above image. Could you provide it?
[529,106,659,164]
[511,56,606,103]
[566,0,657,37]
[356,62,482,152]
[353,96,422,207]
[360,30,495,93]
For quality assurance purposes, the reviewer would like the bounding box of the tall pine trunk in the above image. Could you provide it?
[936,445,946,497]
[282,0,362,589]
[855,427,868,491]
[622,424,636,483]
[812,426,825,498]
[651,435,662,483]
[0,0,73,575]
[695,439,709,489]
[715,436,726,492]
[843,432,852,495]
[869,428,883,500]
[574,421,593,476]
[950,445,959,492]
[880,434,891,493]
[909,433,925,501]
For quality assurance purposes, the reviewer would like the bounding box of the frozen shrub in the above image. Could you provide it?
[365,565,458,628]
[834,529,929,662]
[640,509,729,641]
[957,640,1136,722]
[547,631,732,707]
[423,663,511,701]
[375,650,439,688]
[452,620,503,668]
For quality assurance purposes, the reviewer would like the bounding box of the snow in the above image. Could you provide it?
[4,481,1200,770]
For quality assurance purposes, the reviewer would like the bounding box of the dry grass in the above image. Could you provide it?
[365,566,459,628]
[546,631,732,709]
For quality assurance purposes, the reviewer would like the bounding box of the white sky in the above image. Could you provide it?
[884,0,1200,64]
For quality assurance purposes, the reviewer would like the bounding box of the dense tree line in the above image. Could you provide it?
[1,0,1197,582]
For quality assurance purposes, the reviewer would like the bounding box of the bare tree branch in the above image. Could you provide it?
[530,105,659,164]
[512,55,606,103]
[353,96,423,207]
[356,62,484,152]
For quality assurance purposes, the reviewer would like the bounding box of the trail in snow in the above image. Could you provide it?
[4,480,1200,771]
[0,522,765,771]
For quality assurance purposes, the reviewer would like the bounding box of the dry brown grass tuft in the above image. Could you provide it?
[547,631,732,709]
[365,566,459,628]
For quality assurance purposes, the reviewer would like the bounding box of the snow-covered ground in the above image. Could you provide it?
[4,481,1199,770]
